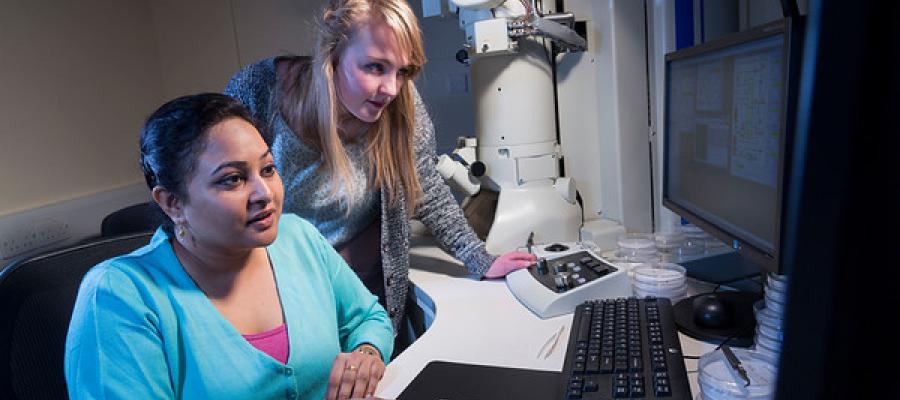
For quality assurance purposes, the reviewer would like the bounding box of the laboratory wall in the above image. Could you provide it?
[0,0,164,216]
[0,0,323,262]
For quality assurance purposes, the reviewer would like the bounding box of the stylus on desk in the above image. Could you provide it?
[537,325,565,359]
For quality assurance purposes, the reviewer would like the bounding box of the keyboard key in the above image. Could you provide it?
[629,356,643,371]
[567,389,582,399]
[600,356,613,373]
[632,384,646,397]
[633,377,645,389]
[583,380,599,392]
[574,362,585,373]
[656,384,672,397]
[586,355,600,373]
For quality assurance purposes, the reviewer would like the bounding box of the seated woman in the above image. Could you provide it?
[64,93,392,400]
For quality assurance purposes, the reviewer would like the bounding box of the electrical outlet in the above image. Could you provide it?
[0,218,70,260]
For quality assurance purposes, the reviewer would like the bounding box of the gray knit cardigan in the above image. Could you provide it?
[225,57,495,330]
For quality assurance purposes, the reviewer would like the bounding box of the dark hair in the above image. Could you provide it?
[140,93,256,234]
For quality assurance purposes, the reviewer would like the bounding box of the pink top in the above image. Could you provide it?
[242,323,289,364]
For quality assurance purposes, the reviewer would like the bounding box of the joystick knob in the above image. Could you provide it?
[554,263,569,274]
[536,258,549,274]
[554,273,570,291]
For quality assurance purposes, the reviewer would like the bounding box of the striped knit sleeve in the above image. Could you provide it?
[409,85,496,277]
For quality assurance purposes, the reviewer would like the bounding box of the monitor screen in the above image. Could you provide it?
[663,19,797,273]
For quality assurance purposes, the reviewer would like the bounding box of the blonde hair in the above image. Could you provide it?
[280,0,426,214]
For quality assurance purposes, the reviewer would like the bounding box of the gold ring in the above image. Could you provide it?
[346,364,357,372]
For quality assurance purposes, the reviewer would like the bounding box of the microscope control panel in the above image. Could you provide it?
[507,242,632,318]
[530,250,618,292]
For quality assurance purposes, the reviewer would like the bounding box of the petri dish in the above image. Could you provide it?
[754,326,782,353]
[706,238,728,249]
[756,320,784,342]
[633,263,686,284]
[698,347,777,400]
[633,279,688,294]
[634,285,688,301]
[633,287,687,300]
[655,232,686,252]
[763,290,786,314]
[764,283,788,305]
[751,344,781,365]
[617,233,658,259]
[632,263,687,300]
[681,239,706,256]
[755,306,783,333]
[766,273,789,293]
[633,277,686,292]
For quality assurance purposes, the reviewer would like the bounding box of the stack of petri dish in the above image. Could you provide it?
[616,233,659,260]
[753,273,788,362]
[697,347,777,400]
[654,231,687,262]
[606,233,660,279]
[631,262,687,300]
[680,224,709,257]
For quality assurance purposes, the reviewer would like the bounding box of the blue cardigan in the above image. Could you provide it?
[64,214,393,399]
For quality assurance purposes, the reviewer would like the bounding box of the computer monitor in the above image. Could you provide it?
[662,18,804,347]
[663,18,803,275]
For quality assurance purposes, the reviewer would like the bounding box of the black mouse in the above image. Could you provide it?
[692,294,732,329]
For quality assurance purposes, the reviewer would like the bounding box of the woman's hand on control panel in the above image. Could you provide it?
[484,251,537,279]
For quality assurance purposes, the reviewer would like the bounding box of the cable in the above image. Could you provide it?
[710,272,764,293]
[712,318,756,350]
[780,0,800,18]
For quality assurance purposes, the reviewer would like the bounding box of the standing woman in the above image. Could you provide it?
[225,0,535,349]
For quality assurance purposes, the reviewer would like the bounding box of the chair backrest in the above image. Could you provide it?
[100,202,158,237]
[0,232,153,400]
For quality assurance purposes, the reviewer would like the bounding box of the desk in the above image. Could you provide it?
[376,236,719,399]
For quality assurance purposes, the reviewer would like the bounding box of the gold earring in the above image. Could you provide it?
[177,225,186,238]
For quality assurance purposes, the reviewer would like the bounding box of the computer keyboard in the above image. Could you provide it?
[560,298,691,399]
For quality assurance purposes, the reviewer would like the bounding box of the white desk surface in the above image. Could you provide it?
[376,236,718,399]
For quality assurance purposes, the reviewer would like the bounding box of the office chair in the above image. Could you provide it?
[0,232,153,400]
[100,202,157,237]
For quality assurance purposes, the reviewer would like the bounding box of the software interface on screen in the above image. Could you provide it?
[666,34,785,255]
